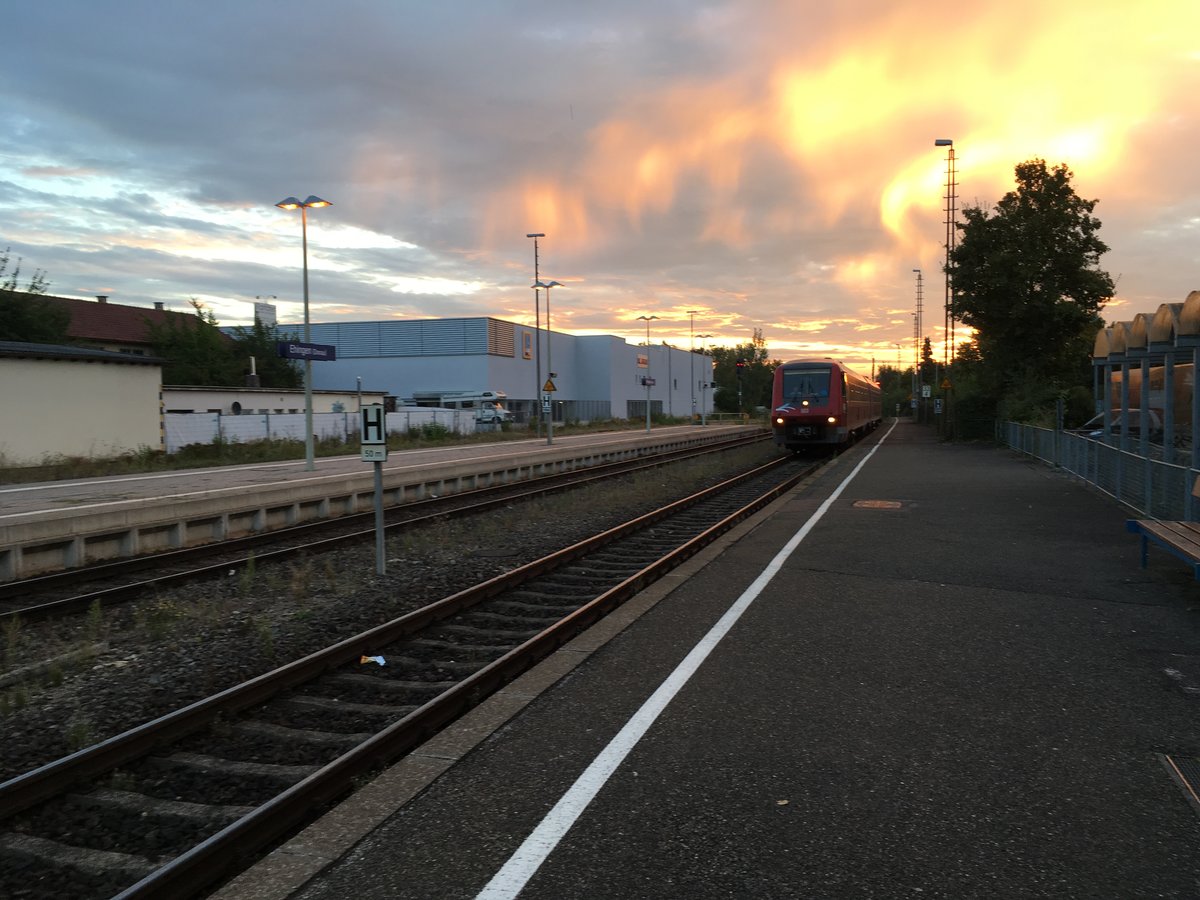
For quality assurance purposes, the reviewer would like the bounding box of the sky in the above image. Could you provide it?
[2,0,1198,376]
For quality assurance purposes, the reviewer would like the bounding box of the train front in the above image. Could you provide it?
[771,361,844,450]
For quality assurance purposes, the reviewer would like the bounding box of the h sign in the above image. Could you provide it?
[361,404,387,445]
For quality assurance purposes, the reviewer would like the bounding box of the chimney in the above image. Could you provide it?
[96,295,107,304]
[154,301,164,311]
[245,355,260,388]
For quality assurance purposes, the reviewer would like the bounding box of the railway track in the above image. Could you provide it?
[0,453,822,900]
[0,432,768,624]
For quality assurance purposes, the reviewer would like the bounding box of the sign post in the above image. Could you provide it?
[360,404,387,575]
[542,377,556,447]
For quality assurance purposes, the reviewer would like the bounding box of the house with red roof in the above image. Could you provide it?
[42,293,224,355]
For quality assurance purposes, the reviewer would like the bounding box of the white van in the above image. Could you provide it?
[410,390,513,425]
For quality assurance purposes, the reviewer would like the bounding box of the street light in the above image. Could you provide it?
[637,314,659,433]
[526,233,545,436]
[276,194,331,471]
[696,334,714,425]
[534,279,561,445]
[688,310,700,424]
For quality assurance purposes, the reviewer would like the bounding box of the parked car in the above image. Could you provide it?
[1068,409,1164,442]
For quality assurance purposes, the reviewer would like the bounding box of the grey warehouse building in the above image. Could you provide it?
[278,317,714,424]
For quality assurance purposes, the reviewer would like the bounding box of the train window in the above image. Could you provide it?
[781,368,831,401]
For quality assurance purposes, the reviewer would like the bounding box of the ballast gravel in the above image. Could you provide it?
[0,445,781,784]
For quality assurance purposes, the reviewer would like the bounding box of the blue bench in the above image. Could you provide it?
[1127,480,1200,580]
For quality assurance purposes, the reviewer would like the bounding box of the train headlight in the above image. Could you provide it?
[775,417,784,425]
[827,416,837,424]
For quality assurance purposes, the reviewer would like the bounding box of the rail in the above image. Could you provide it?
[0,455,817,899]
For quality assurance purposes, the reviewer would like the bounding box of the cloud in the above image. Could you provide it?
[1,0,1198,375]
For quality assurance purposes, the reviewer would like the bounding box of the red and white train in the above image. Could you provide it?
[771,359,882,451]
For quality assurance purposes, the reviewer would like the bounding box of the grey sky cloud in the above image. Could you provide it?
[2,0,1197,372]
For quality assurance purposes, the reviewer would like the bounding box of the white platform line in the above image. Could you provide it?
[476,421,896,899]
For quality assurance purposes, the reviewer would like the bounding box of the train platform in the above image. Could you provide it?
[218,418,1200,900]
[0,424,748,580]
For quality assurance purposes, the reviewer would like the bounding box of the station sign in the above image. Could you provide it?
[641,376,656,387]
[277,341,337,361]
[361,404,387,445]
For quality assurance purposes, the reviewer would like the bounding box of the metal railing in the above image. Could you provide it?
[999,422,1197,521]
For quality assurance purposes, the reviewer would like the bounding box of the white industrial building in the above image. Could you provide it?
[280,316,715,424]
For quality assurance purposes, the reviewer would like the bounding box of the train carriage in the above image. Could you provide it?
[771,359,882,451]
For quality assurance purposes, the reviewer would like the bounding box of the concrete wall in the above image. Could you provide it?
[163,386,387,415]
[0,356,162,465]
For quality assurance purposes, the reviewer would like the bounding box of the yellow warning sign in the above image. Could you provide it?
[941,378,952,389]
[543,379,557,392]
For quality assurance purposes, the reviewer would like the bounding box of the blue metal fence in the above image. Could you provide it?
[999,422,1196,521]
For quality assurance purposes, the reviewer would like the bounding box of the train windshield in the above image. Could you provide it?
[781,367,832,402]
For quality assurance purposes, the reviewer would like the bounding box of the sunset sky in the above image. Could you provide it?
[2,0,1198,375]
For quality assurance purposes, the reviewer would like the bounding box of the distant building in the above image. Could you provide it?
[42,293,228,356]
[270,316,714,424]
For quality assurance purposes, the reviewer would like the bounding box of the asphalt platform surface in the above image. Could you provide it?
[224,419,1200,900]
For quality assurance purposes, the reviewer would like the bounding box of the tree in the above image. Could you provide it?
[876,363,914,417]
[919,337,936,386]
[949,160,1112,416]
[146,299,243,386]
[228,318,302,389]
[0,247,70,343]
[709,333,777,414]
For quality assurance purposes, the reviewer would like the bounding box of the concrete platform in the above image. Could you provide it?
[215,419,1200,899]
[0,425,751,581]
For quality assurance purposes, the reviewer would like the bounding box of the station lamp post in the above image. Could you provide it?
[696,334,714,425]
[534,279,561,445]
[688,310,700,423]
[637,314,659,433]
[275,194,332,471]
[526,233,545,436]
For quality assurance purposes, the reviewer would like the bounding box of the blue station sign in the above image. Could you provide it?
[276,341,337,361]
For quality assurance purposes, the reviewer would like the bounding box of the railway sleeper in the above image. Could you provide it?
[0,830,157,887]
[556,561,642,576]
[65,787,254,827]
[229,719,373,752]
[138,751,318,801]
[271,694,416,723]
[481,599,584,617]
[318,672,458,696]
[453,609,567,630]
[426,622,547,643]
[584,551,670,567]
[400,638,514,660]
[250,703,413,736]
[536,571,623,587]
[507,584,606,601]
